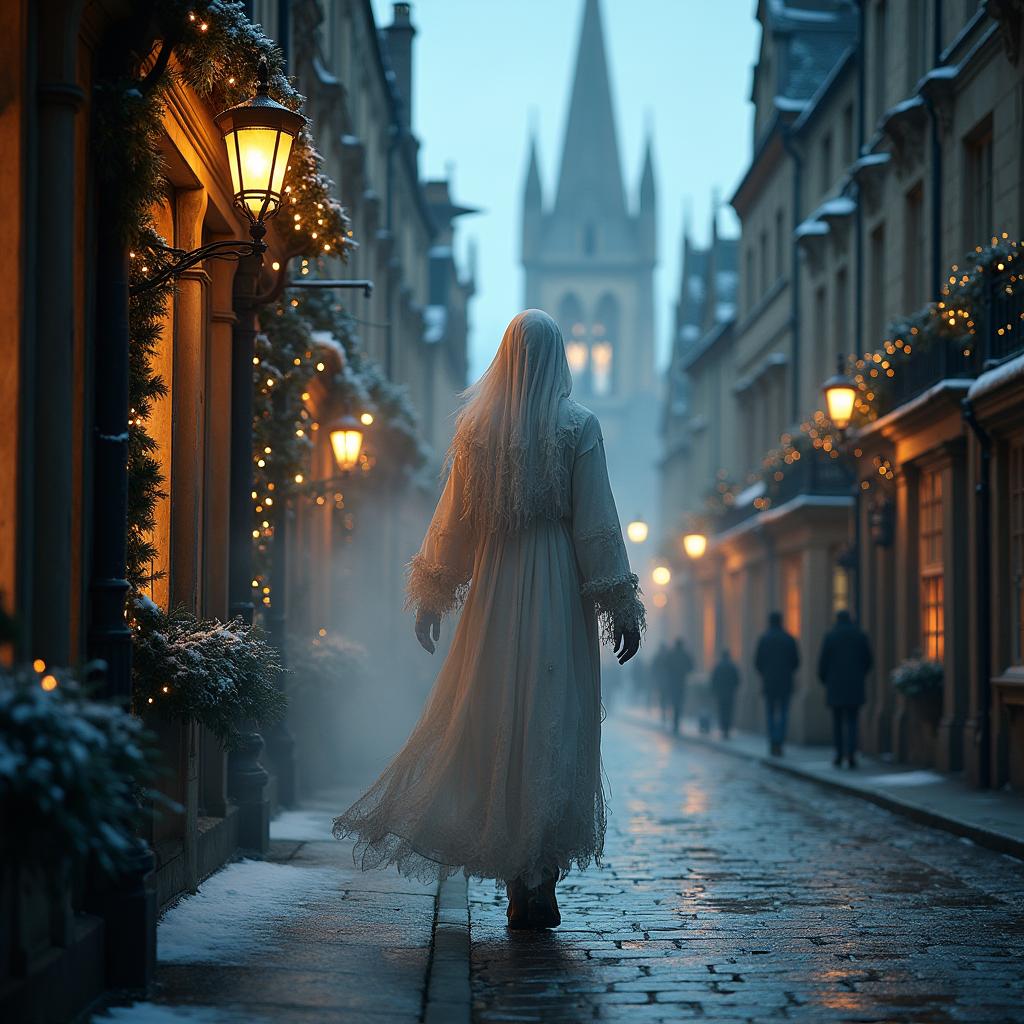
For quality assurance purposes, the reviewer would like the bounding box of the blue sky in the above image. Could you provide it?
[371,0,761,379]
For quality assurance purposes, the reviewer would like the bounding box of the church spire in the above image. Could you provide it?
[524,131,542,210]
[553,0,626,220]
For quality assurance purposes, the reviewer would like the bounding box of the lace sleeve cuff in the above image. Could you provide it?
[580,572,647,647]
[405,554,471,618]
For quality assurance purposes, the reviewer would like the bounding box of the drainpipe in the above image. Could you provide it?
[962,398,992,789]
[854,0,865,354]
[781,127,802,422]
[923,0,943,297]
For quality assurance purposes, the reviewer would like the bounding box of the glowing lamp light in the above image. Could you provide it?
[329,414,364,472]
[682,532,708,559]
[215,59,305,226]
[565,341,588,373]
[652,565,672,587]
[652,592,668,609]
[822,356,857,432]
[360,412,374,426]
[626,517,649,544]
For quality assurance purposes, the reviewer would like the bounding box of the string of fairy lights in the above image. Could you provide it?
[696,236,1022,531]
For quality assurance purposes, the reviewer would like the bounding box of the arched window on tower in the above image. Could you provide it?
[583,222,597,256]
[591,293,620,396]
[558,293,589,388]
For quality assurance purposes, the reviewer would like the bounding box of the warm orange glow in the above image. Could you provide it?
[360,412,374,425]
[40,674,58,692]
[652,592,668,608]
[626,518,649,544]
[652,565,671,587]
[823,358,857,431]
[683,533,707,559]
[565,341,588,373]
[32,658,45,673]
[330,416,364,472]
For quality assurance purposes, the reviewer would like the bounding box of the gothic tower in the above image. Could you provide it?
[521,0,658,527]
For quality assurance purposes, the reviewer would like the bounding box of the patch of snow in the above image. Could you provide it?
[818,196,856,218]
[269,808,334,842]
[795,218,829,241]
[157,859,337,965]
[852,152,891,172]
[882,95,925,121]
[868,770,946,787]
[774,96,809,112]
[768,0,842,23]
[922,64,960,82]
[734,479,766,507]
[92,1005,264,1023]
[967,351,1024,401]
[309,331,347,365]
[423,304,447,344]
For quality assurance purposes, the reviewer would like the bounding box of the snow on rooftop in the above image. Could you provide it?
[817,196,856,218]
[922,64,960,82]
[853,152,891,170]
[734,479,766,508]
[795,218,829,240]
[774,95,810,112]
[967,351,1024,402]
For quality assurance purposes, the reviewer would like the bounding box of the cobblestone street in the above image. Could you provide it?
[470,714,1024,1023]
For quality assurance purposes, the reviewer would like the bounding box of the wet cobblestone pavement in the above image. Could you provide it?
[470,714,1024,1023]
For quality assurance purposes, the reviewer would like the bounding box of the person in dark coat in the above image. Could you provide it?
[754,611,800,756]
[818,609,874,768]
[710,649,741,739]
[657,638,693,735]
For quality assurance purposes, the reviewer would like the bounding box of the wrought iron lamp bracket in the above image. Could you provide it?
[130,224,268,296]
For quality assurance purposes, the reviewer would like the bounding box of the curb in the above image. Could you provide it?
[424,874,471,1024]
[625,712,1024,863]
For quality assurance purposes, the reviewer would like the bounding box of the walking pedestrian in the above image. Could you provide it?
[818,609,873,768]
[754,611,799,756]
[710,648,740,739]
[659,638,693,735]
[334,310,644,930]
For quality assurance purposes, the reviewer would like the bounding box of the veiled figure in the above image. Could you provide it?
[334,309,644,926]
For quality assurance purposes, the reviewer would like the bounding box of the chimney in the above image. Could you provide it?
[385,3,416,130]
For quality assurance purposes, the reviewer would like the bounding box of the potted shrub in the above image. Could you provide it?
[891,654,944,764]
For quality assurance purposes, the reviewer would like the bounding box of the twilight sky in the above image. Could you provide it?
[371,0,761,380]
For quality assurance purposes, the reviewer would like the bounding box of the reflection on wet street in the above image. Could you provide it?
[469,715,1024,1023]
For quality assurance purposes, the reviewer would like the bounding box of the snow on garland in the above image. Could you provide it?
[131,595,285,748]
[0,666,161,874]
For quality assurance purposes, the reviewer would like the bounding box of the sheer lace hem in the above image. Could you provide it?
[581,572,647,646]
[404,555,471,617]
[332,807,604,888]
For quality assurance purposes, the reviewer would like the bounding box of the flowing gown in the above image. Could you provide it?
[333,400,644,887]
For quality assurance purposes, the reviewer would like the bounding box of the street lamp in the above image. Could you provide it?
[626,517,649,544]
[131,58,305,295]
[682,532,707,559]
[823,355,857,433]
[329,414,365,473]
[652,565,671,587]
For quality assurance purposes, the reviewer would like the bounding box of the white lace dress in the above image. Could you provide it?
[333,401,644,886]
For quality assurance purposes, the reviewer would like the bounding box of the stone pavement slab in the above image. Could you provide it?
[88,787,438,1024]
[626,705,1024,861]
[470,714,1024,1023]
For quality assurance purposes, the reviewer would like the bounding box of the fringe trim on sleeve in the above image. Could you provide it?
[405,554,471,618]
[580,573,648,647]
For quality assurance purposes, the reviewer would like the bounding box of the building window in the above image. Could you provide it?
[919,467,944,660]
[760,229,769,296]
[834,266,849,357]
[821,131,833,195]
[775,207,785,281]
[832,563,850,614]
[869,223,886,343]
[814,284,828,397]
[1010,440,1024,665]
[904,182,925,310]
[783,556,802,639]
[907,0,928,91]
[842,102,855,166]
[703,586,717,670]
[965,117,994,248]
[873,1,888,126]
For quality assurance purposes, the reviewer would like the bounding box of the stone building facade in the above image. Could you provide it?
[521,0,658,527]
[659,0,1024,785]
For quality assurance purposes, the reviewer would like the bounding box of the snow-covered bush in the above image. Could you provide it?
[890,656,944,697]
[0,666,157,873]
[131,596,286,749]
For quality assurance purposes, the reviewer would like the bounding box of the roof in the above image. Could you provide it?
[552,0,627,221]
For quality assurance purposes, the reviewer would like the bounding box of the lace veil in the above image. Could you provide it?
[447,309,574,534]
